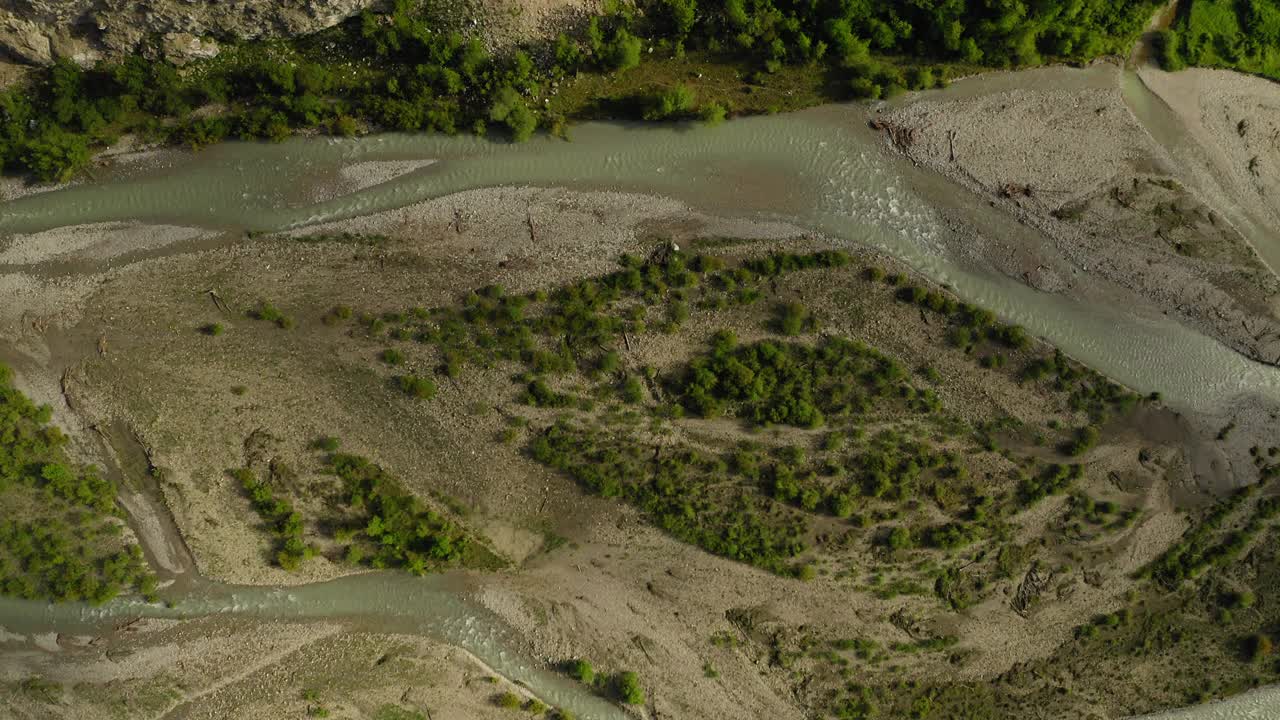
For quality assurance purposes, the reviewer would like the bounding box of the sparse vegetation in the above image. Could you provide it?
[232,466,314,570]
[78,235,1273,720]
[248,301,294,329]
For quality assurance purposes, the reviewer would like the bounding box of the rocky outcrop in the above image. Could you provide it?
[0,11,52,64]
[0,0,382,66]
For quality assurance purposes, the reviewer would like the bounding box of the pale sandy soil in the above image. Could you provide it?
[0,176,64,203]
[309,159,438,203]
[0,222,217,266]
[481,0,599,49]
[882,63,1280,366]
[1135,66,1280,275]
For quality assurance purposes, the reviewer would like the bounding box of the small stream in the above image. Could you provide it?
[0,574,628,720]
[2,56,1279,720]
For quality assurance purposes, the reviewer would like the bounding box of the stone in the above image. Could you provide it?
[0,11,53,65]
[161,31,219,65]
[0,0,379,66]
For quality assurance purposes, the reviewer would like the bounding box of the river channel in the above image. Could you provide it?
[1,62,1278,719]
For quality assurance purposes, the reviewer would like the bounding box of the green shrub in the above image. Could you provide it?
[248,301,292,329]
[489,86,537,141]
[701,102,728,125]
[327,453,469,573]
[232,467,313,571]
[643,84,697,121]
[621,376,645,403]
[397,375,437,400]
[887,526,913,550]
[1065,425,1100,456]
[567,658,595,685]
[615,671,645,705]
[201,322,225,336]
[1155,29,1186,72]
[1248,634,1273,663]
[777,302,811,335]
[496,692,521,709]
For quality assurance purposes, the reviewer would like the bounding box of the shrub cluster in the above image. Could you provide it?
[1018,463,1083,504]
[248,301,294,329]
[327,453,469,573]
[530,421,808,574]
[1142,487,1259,587]
[0,363,154,602]
[1024,349,1140,419]
[233,467,314,570]
[677,333,933,428]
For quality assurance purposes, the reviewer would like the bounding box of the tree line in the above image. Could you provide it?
[0,0,1163,184]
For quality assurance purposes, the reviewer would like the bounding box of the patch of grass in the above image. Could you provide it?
[248,301,294,329]
[397,374,437,400]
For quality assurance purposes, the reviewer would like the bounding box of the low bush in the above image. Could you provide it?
[397,374,437,399]
[615,671,645,705]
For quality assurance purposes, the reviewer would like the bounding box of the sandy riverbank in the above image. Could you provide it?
[880,61,1280,367]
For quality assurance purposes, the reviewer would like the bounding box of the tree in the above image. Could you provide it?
[661,0,698,36]
[489,86,537,142]
[1155,29,1185,71]
[887,526,912,550]
[21,129,90,183]
[1249,633,1273,662]
[602,29,643,71]
[643,84,696,120]
[701,102,727,125]
[553,33,583,75]
[778,303,810,335]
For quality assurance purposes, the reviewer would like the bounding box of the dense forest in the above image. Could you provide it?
[1160,0,1280,79]
[0,0,1164,182]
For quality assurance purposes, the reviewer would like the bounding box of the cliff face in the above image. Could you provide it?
[0,0,381,65]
